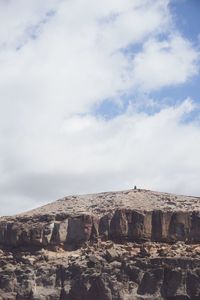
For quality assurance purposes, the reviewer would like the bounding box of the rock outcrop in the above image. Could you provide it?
[0,189,200,299]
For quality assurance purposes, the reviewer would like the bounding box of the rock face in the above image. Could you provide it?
[0,189,200,299]
[0,209,199,248]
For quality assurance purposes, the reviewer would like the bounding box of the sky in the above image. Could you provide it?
[0,0,200,215]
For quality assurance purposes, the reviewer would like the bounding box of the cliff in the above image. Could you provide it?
[0,189,200,299]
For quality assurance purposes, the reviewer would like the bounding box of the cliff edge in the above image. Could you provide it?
[0,189,200,299]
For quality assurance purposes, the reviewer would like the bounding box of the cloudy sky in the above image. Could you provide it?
[0,0,200,215]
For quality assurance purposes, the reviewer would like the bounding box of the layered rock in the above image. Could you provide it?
[0,209,200,248]
[0,189,200,299]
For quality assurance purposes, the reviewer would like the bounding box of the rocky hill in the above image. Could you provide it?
[0,189,200,299]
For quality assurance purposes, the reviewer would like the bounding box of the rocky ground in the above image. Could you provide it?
[0,189,200,299]
[12,189,200,218]
[1,241,200,299]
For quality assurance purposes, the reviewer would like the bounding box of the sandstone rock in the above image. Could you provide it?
[186,270,200,298]
[139,246,150,257]
[137,268,163,296]
[169,212,191,242]
[50,220,68,245]
[105,247,118,262]
[109,209,128,241]
[0,189,200,299]
[190,211,200,242]
[88,277,112,300]
[65,215,95,247]
[99,214,112,239]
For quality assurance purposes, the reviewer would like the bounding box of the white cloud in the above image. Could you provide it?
[1,99,200,215]
[0,0,199,215]
[0,0,59,50]
[0,0,172,120]
[132,35,199,90]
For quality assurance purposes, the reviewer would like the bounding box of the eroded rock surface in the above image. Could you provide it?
[0,189,200,299]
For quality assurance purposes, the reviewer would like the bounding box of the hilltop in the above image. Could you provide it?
[0,189,200,299]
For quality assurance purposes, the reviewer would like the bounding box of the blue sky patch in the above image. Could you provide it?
[94,0,200,120]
